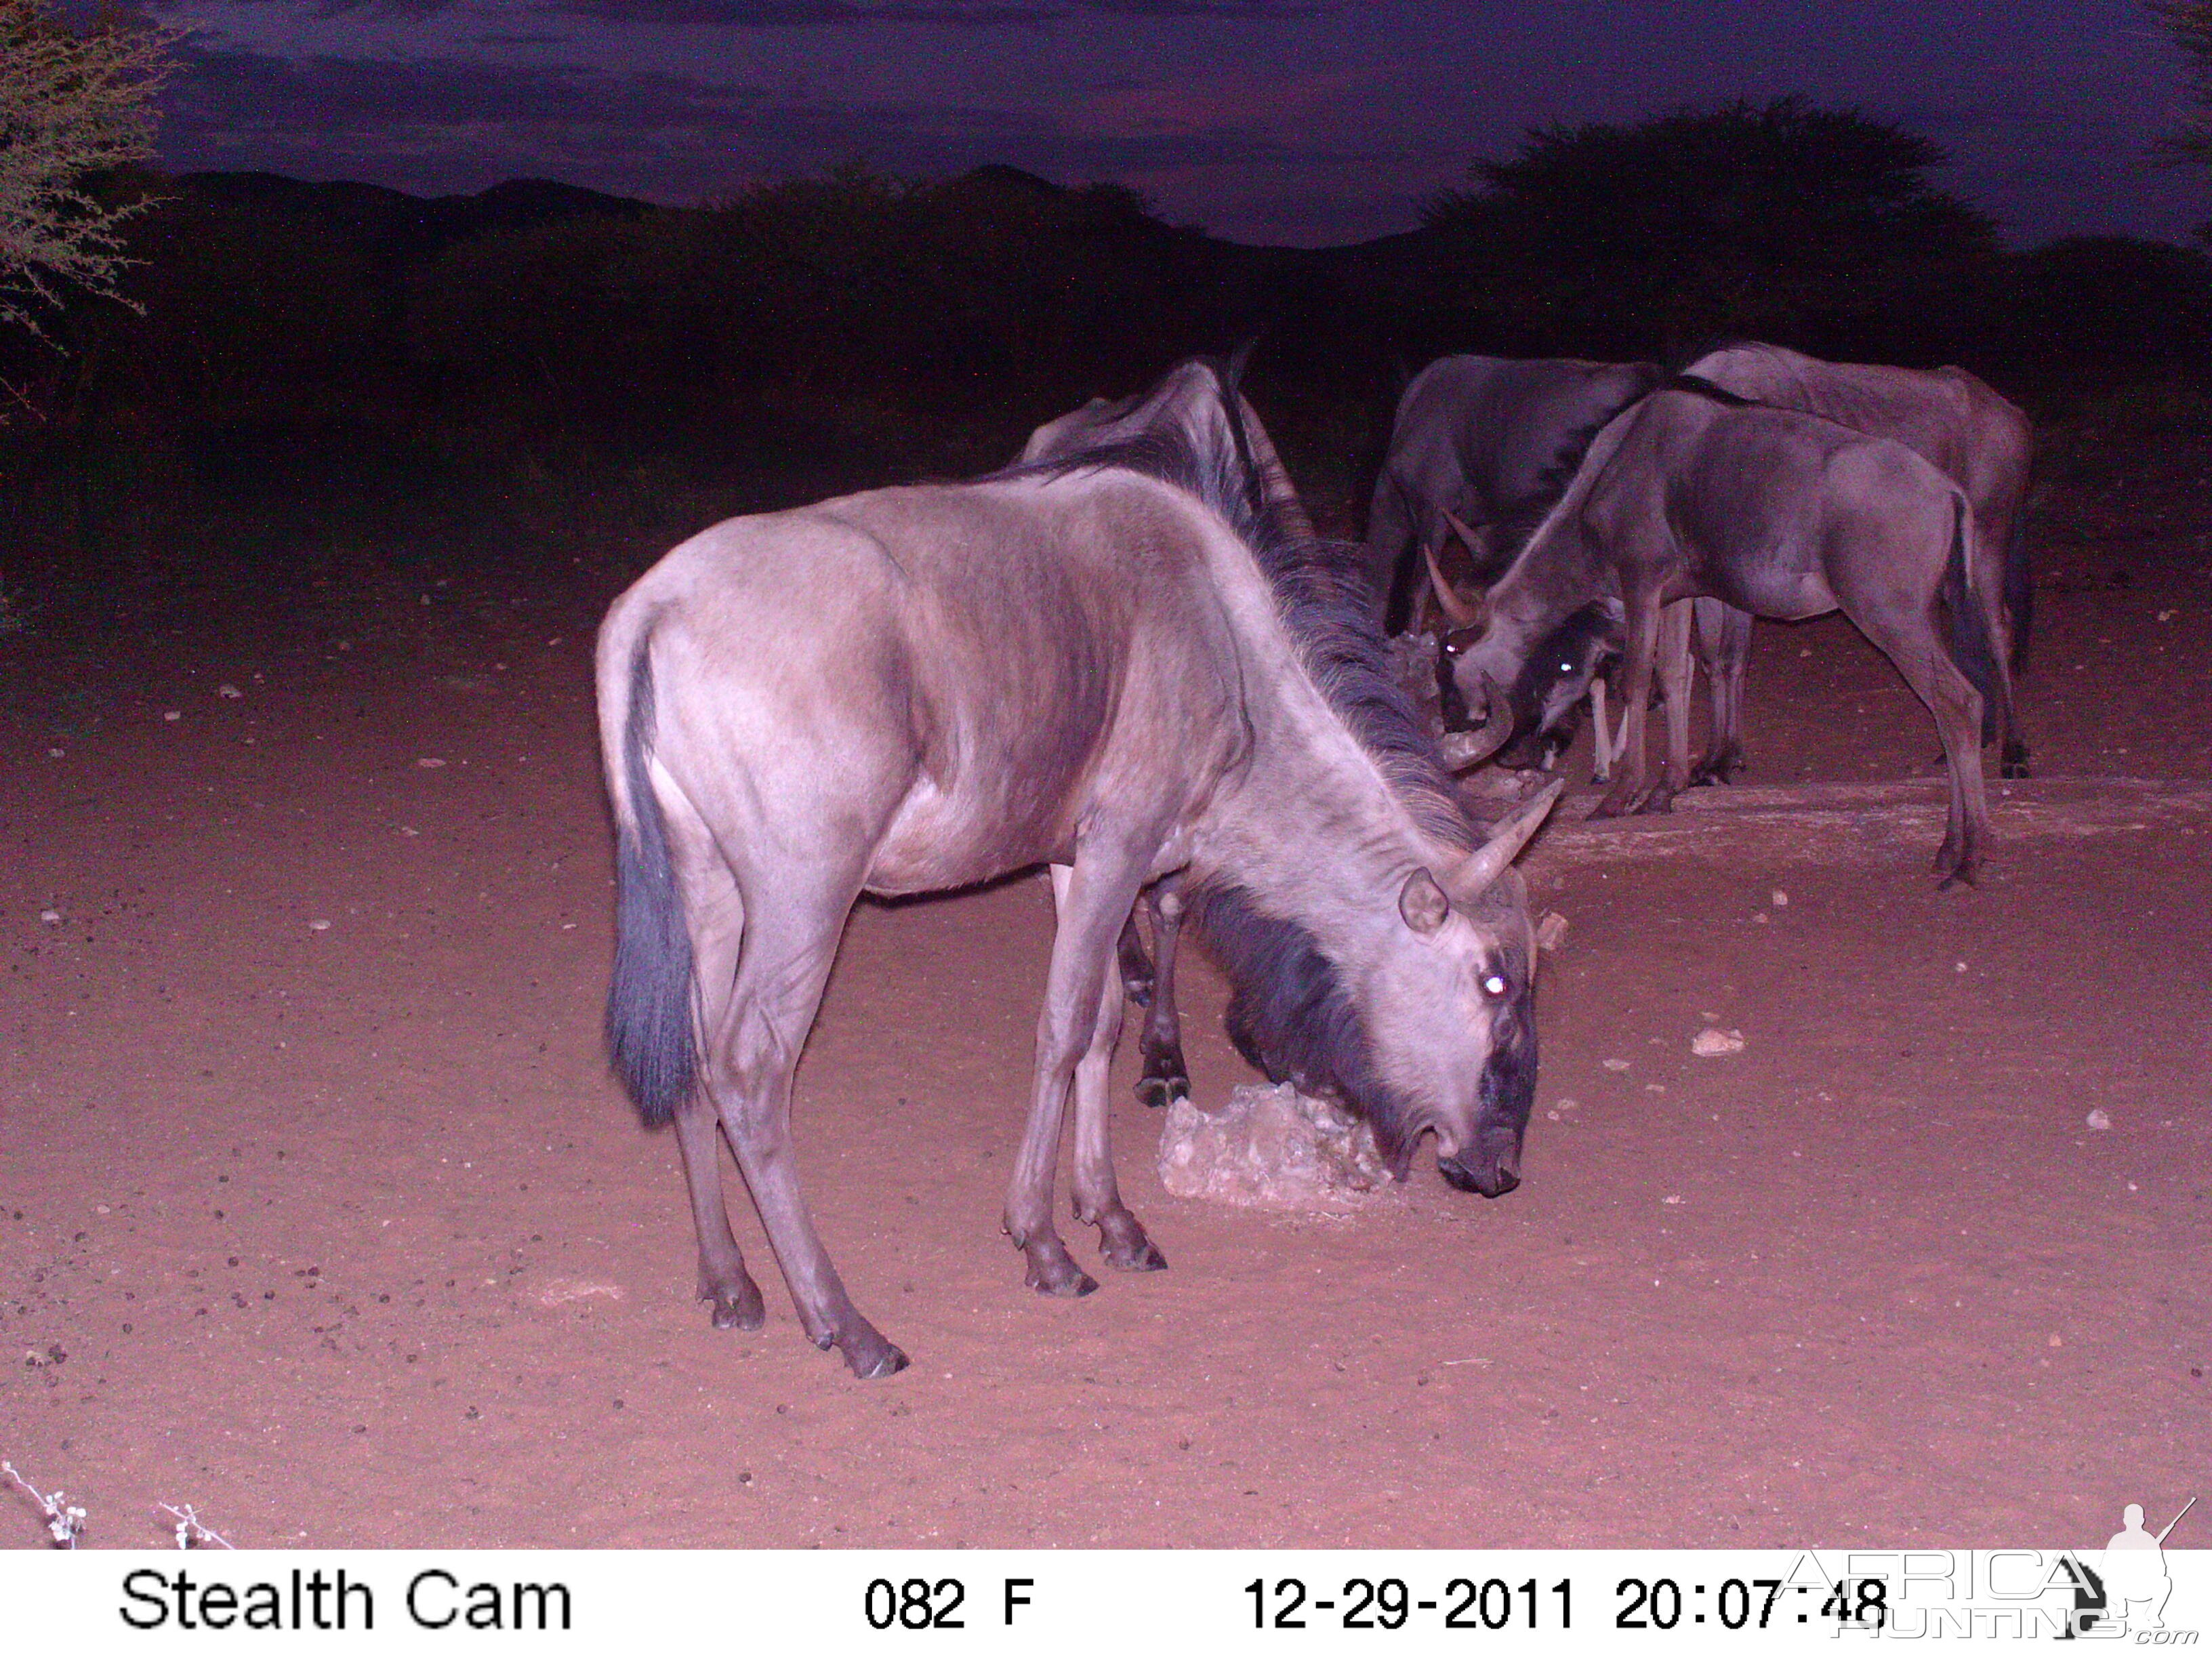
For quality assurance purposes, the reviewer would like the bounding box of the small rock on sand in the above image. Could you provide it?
[2085,1109,2113,1131]
[1536,911,1569,951]
[532,1276,626,1307]
[1692,1027,1746,1057]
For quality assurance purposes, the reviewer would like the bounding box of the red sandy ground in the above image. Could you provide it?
[1,430,2206,1551]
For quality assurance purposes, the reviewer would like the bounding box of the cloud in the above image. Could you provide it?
[556,0,1313,22]
[157,0,1312,20]
[160,43,1292,207]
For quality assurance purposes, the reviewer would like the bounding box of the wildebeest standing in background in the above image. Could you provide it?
[597,360,1562,1378]
[1365,356,1662,631]
[1686,342,2036,777]
[1445,379,2015,886]
[1431,345,2036,788]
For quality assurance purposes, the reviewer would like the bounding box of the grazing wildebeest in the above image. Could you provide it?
[1435,553,1750,790]
[1366,355,1662,630]
[1443,377,2015,886]
[598,359,1562,1378]
[1441,344,2036,783]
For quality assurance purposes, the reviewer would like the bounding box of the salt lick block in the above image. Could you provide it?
[1157,1082,1393,1210]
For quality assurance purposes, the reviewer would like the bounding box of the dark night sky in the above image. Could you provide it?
[146,0,2209,248]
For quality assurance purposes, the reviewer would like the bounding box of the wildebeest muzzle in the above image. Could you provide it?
[1437,1135,1522,1199]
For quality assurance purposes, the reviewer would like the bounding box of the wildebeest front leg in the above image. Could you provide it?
[1115,907,1154,1006]
[1132,876,1190,1109]
[1639,599,1695,815]
[1591,596,1664,818]
[1070,937,1168,1274]
[1006,859,1145,1298]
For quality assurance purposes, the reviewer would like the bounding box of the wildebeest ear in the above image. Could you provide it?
[1399,867,1452,935]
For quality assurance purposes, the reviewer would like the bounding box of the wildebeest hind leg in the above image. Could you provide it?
[708,865,907,1378]
[1133,877,1190,1109]
[1071,935,1168,1273]
[665,818,766,1330]
[1845,606,1989,888]
[672,1096,765,1330]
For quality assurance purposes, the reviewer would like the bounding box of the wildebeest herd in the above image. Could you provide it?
[595,342,2034,1377]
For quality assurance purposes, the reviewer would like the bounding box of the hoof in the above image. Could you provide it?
[1134,1073,1190,1110]
[701,1275,766,1331]
[1935,851,1980,890]
[1104,1237,1169,1273]
[1632,786,1675,816]
[1029,1266,1099,1299]
[708,1292,766,1332]
[842,1336,911,1380]
[1025,1259,1099,1298]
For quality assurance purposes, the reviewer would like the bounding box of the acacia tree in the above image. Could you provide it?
[1423,97,1999,356]
[2150,1,2212,170]
[0,0,174,342]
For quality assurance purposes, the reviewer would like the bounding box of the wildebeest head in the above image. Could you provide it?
[1197,781,1561,1200]
[1486,598,1624,768]
[1377,822,1551,1199]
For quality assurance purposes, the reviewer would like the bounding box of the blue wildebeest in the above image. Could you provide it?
[1443,377,2016,886]
[596,359,1563,1378]
[1686,343,2035,777]
[1366,355,1662,631]
[1441,344,2036,785]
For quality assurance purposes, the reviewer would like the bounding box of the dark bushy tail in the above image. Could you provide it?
[2001,513,2034,676]
[606,640,696,1127]
[1938,493,2004,746]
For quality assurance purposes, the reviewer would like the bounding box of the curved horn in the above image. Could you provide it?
[1453,777,1566,895]
[1439,506,1483,554]
[1236,404,1317,541]
[1439,672,1515,773]
[1420,537,1483,630]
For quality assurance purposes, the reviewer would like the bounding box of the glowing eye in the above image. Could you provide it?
[1481,974,1509,998]
[1559,661,1574,672]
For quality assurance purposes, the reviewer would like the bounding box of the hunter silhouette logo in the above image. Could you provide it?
[2062,1498,2197,1639]
[2098,1498,2195,1635]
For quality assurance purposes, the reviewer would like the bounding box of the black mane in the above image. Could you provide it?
[1007,360,1476,855]
[1490,361,1664,573]
[1662,371,1761,409]
[1185,881,1422,1172]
